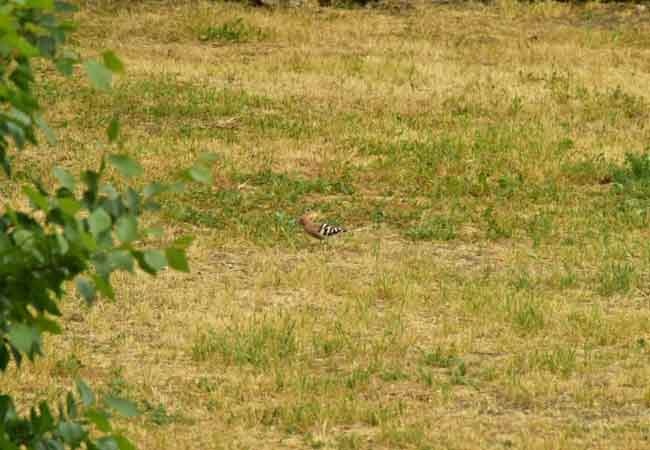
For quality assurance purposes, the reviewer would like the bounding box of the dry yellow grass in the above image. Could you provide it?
[6,0,650,448]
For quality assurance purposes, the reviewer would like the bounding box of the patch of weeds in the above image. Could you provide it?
[165,204,226,229]
[252,113,313,139]
[142,400,177,426]
[357,135,462,192]
[53,353,83,377]
[419,348,470,387]
[355,138,393,157]
[273,211,298,238]
[206,399,220,413]
[363,403,402,427]
[443,94,487,120]
[513,346,577,378]
[597,262,636,296]
[192,315,298,368]
[559,269,578,289]
[233,211,300,246]
[418,368,434,387]
[345,366,374,390]
[613,198,650,228]
[527,212,553,247]
[504,295,545,335]
[282,401,322,434]
[449,360,470,386]
[113,78,271,125]
[636,337,646,352]
[107,366,130,398]
[496,173,524,199]
[196,377,218,393]
[312,325,349,358]
[567,308,615,346]
[599,86,647,121]
[370,208,386,223]
[379,425,427,449]
[540,347,578,377]
[556,137,575,156]
[510,271,532,291]
[409,136,462,182]
[611,152,650,200]
[470,125,530,168]
[305,433,326,449]
[545,69,573,104]
[405,215,456,241]
[613,152,650,183]
[483,207,513,240]
[235,170,355,202]
[379,367,408,382]
[508,95,523,116]
[420,347,459,368]
[336,432,363,450]
[199,18,266,43]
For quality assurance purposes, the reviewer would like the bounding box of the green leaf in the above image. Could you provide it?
[75,276,96,304]
[35,114,56,145]
[108,250,134,272]
[133,251,155,275]
[3,33,39,57]
[23,186,48,210]
[76,379,96,407]
[102,50,125,73]
[96,436,120,450]
[116,215,137,243]
[97,435,137,450]
[165,248,189,272]
[80,230,98,252]
[144,227,164,238]
[92,274,115,300]
[105,396,139,417]
[113,435,138,450]
[27,0,55,10]
[7,324,40,355]
[58,197,82,216]
[186,165,212,184]
[35,315,62,335]
[108,154,143,178]
[143,182,167,199]
[66,391,78,418]
[173,235,194,250]
[84,59,112,91]
[107,117,120,142]
[56,233,69,254]
[55,1,79,12]
[85,408,111,432]
[143,250,167,272]
[56,57,76,76]
[88,208,112,236]
[58,421,86,445]
[54,166,75,191]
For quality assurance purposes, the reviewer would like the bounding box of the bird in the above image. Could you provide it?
[298,214,347,240]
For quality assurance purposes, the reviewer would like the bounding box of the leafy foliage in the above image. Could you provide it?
[0,1,212,449]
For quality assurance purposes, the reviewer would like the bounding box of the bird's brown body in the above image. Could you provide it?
[299,215,347,240]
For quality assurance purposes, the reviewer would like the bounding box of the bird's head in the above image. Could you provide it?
[298,212,315,226]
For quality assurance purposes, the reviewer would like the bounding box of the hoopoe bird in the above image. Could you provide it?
[299,214,347,240]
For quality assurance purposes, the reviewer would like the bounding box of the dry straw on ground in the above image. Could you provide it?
[5,0,650,448]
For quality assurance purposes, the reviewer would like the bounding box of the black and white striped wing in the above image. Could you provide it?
[319,223,347,238]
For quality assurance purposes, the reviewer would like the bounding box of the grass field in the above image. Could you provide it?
[6,0,650,448]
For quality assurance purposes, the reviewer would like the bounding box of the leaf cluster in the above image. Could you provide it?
[0,1,213,449]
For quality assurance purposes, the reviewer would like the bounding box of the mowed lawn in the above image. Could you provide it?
[6,0,650,448]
